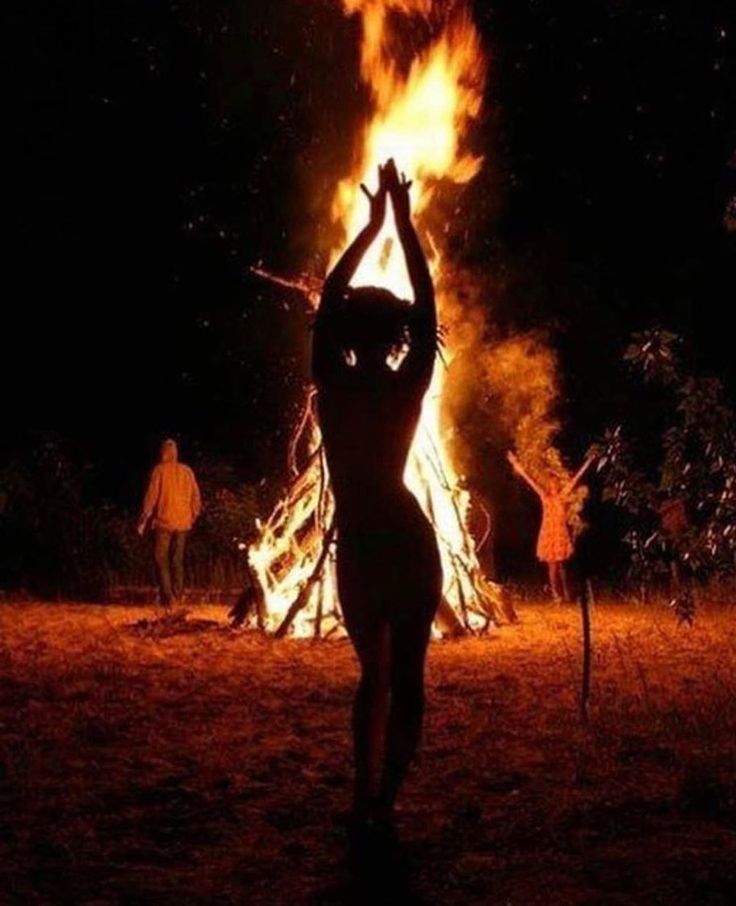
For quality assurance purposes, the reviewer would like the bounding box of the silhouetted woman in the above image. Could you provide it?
[508,451,595,601]
[313,159,442,829]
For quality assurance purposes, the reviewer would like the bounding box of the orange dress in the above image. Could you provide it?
[537,493,573,563]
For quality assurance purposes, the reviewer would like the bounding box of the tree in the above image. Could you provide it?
[596,329,736,621]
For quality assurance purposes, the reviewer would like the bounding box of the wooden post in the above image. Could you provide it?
[580,579,592,723]
[313,579,324,640]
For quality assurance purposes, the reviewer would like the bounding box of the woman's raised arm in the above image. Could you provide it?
[507,451,545,498]
[386,159,437,387]
[313,166,388,383]
[322,166,388,299]
[564,453,596,495]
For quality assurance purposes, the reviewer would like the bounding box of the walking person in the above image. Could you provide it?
[508,450,595,601]
[138,438,201,606]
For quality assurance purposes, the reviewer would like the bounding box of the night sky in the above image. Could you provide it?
[6,0,735,577]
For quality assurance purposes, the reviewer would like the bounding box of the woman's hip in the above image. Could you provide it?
[337,495,440,572]
[335,495,442,629]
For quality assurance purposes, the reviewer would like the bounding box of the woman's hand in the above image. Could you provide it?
[384,158,413,224]
[360,164,388,229]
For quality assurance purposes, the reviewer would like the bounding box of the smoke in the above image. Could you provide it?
[483,332,562,473]
[432,252,588,537]
[476,327,588,537]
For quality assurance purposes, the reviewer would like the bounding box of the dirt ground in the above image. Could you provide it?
[1,600,735,906]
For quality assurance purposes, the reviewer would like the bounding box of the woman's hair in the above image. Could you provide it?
[331,286,415,350]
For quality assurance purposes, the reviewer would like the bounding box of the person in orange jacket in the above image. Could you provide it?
[138,438,201,606]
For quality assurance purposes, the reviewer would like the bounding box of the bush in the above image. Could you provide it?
[0,440,261,600]
[596,329,736,616]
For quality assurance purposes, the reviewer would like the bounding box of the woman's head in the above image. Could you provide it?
[333,286,414,371]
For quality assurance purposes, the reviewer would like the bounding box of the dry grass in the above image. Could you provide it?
[1,600,735,905]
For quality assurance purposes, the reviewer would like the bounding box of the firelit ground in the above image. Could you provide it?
[1,600,735,905]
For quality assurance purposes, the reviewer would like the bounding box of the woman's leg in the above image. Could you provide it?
[342,498,439,821]
[338,537,391,821]
[350,624,391,820]
[377,501,441,817]
[377,622,429,816]
[547,562,560,600]
[559,562,570,602]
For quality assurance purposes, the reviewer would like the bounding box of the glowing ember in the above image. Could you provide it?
[249,0,503,637]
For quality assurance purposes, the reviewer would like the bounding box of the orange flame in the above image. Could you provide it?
[249,0,501,637]
[332,2,484,295]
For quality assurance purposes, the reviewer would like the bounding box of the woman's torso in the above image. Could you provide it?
[536,492,573,561]
[317,378,423,527]
[541,493,567,527]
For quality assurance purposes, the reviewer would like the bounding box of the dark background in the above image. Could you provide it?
[5,0,735,584]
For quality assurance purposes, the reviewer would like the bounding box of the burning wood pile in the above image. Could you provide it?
[248,0,511,637]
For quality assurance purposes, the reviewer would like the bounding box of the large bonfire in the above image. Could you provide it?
[249,0,505,637]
